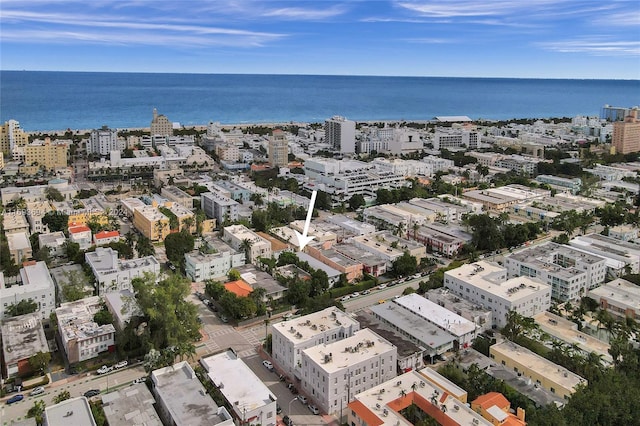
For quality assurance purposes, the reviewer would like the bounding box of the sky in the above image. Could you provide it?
[1,0,639,79]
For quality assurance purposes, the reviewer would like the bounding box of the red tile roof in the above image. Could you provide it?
[95,230,120,239]
[68,225,91,234]
[347,400,383,426]
[224,280,253,298]
[472,392,510,411]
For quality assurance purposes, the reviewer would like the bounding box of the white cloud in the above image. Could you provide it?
[262,5,348,20]
[538,39,640,56]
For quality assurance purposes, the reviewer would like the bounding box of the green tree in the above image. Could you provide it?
[93,309,113,326]
[502,310,537,341]
[205,280,226,300]
[7,299,38,317]
[228,269,241,281]
[42,211,69,233]
[391,252,418,277]
[164,231,195,266]
[240,238,253,263]
[136,235,155,257]
[27,400,46,426]
[29,351,51,374]
[61,270,90,302]
[53,390,71,404]
[277,251,299,267]
[348,194,366,211]
[45,186,65,202]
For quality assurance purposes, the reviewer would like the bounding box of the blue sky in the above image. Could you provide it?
[1,0,639,79]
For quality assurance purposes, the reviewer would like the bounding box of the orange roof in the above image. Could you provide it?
[69,225,91,233]
[95,230,120,239]
[347,400,383,426]
[473,392,510,411]
[224,280,253,297]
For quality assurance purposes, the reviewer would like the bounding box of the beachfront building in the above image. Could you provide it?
[505,242,607,301]
[1,313,49,378]
[490,340,587,400]
[201,350,277,426]
[56,296,116,364]
[151,361,234,426]
[444,261,552,329]
[325,116,356,153]
[85,247,160,294]
[0,261,56,320]
[269,129,289,168]
[613,108,640,154]
[222,224,271,264]
[150,108,173,137]
[0,119,29,155]
[271,307,360,378]
[300,328,397,416]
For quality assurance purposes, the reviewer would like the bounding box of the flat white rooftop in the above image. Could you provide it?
[201,350,275,415]
[44,397,97,426]
[275,306,359,344]
[303,329,395,374]
[588,278,640,312]
[393,293,476,337]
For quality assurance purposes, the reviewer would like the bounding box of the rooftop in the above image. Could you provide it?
[4,261,55,294]
[356,311,432,358]
[56,296,116,342]
[69,225,91,234]
[44,397,97,426]
[587,278,640,311]
[151,361,231,426]
[490,341,587,391]
[508,242,605,279]
[369,302,455,352]
[38,231,67,246]
[1,313,48,365]
[224,280,253,297]
[7,231,31,250]
[393,294,477,338]
[235,264,287,295]
[102,383,162,426]
[296,252,341,278]
[95,230,120,240]
[201,350,276,417]
[274,306,359,344]
[303,329,396,374]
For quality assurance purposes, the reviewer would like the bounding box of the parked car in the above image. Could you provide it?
[7,394,24,404]
[352,292,360,297]
[340,295,350,301]
[195,291,206,301]
[276,404,282,414]
[114,360,128,369]
[132,377,147,385]
[287,383,298,394]
[29,387,45,396]
[283,313,293,320]
[262,360,274,370]
[97,365,112,375]
[282,415,294,426]
[298,395,308,404]
[362,290,371,295]
[379,284,387,289]
[84,389,100,398]
[308,404,320,415]
[220,315,229,323]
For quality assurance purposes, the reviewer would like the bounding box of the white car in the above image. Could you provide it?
[114,360,128,369]
[298,395,308,404]
[379,284,387,289]
[262,360,274,370]
[97,365,113,375]
[340,296,350,302]
[29,386,45,396]
[132,377,147,385]
[308,404,320,415]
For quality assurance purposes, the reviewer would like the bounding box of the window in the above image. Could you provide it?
[267,412,273,418]
[550,387,555,394]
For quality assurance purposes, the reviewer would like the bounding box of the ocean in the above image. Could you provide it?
[1,71,638,132]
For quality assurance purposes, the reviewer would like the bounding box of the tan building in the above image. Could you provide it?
[51,197,109,227]
[161,201,196,234]
[161,185,193,209]
[3,212,30,235]
[23,138,68,171]
[268,129,289,168]
[490,340,586,400]
[7,231,32,263]
[613,108,640,154]
[150,108,173,137]
[133,205,170,241]
[215,143,239,162]
[0,120,29,155]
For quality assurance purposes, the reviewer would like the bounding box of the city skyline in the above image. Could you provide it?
[1,0,639,80]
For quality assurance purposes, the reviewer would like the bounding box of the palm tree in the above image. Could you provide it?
[155,220,167,241]
[412,222,420,240]
[240,238,253,263]
[182,216,195,233]
[399,389,407,398]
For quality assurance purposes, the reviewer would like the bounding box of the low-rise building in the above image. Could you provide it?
[133,205,170,241]
[44,397,97,426]
[348,369,491,426]
[119,197,147,218]
[103,290,142,331]
[608,225,639,242]
[306,244,363,282]
[7,231,32,263]
[161,185,193,209]
[569,233,640,276]
[0,261,56,320]
[300,328,397,415]
[56,296,116,364]
[272,307,360,378]
[185,242,245,281]
[1,180,77,206]
[587,278,640,320]
[151,361,234,426]
[38,231,67,257]
[51,197,109,227]
[93,230,121,246]
[102,383,162,426]
[222,224,272,264]
[69,225,93,249]
[471,392,526,426]
[536,174,582,194]
[505,242,607,301]
[413,222,471,257]
[1,313,49,378]
[490,340,587,400]
[201,350,277,426]
[85,247,160,294]
[444,261,551,329]
[25,200,52,234]
[3,212,29,234]
[201,191,239,225]
[235,264,287,302]
[393,294,477,349]
[296,252,342,286]
[425,288,493,332]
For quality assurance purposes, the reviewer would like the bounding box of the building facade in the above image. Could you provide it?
[613,108,640,154]
[269,129,289,168]
[85,247,160,294]
[150,108,173,137]
[325,116,356,153]
[0,261,56,320]
[89,126,122,155]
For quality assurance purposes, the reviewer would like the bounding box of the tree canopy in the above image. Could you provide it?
[42,211,69,233]
[164,231,195,265]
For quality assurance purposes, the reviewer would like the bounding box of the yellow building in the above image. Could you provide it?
[159,201,196,234]
[0,152,4,170]
[20,138,69,174]
[133,205,170,241]
[489,341,586,400]
[51,197,109,227]
[0,120,29,154]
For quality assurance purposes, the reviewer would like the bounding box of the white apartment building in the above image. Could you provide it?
[161,185,193,209]
[444,261,552,329]
[325,116,356,153]
[38,231,67,257]
[222,224,271,264]
[201,191,239,225]
[569,233,640,276]
[425,288,493,332]
[0,261,56,320]
[588,278,640,320]
[201,350,277,426]
[85,247,160,294]
[300,328,397,416]
[422,155,455,173]
[371,158,433,177]
[184,248,246,281]
[1,313,49,378]
[3,212,29,234]
[56,296,116,364]
[68,225,92,250]
[432,129,479,150]
[88,126,124,155]
[393,294,477,349]
[272,307,360,378]
[25,201,52,233]
[505,242,607,302]
[1,181,78,206]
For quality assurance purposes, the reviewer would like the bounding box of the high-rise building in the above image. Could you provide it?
[150,108,173,137]
[613,108,640,154]
[268,129,289,167]
[601,104,635,122]
[325,116,356,153]
[88,126,122,155]
[23,138,68,171]
[0,119,29,155]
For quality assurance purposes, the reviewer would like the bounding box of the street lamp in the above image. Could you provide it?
[288,397,298,415]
